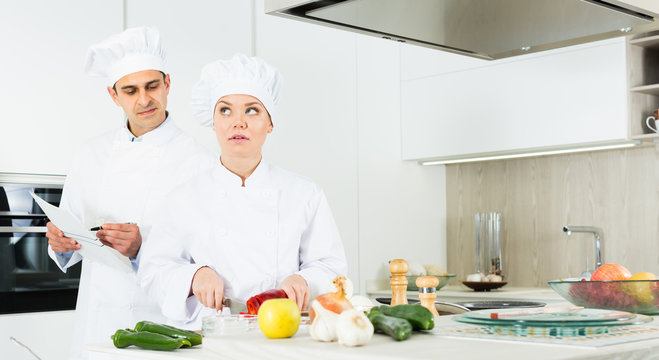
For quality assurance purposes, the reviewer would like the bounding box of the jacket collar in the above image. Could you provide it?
[215,159,271,188]
[118,113,181,146]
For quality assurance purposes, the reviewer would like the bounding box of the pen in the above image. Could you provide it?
[90,222,135,231]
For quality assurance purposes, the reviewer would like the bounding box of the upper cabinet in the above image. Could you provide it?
[399,36,647,161]
[628,31,659,140]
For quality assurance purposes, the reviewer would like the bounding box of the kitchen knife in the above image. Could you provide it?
[221,297,310,316]
[222,297,248,314]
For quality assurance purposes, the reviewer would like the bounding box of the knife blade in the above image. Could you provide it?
[222,297,248,314]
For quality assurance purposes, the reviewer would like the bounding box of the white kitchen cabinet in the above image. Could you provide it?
[400,38,629,161]
[0,0,124,176]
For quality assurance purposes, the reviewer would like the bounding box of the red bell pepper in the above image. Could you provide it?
[246,289,288,315]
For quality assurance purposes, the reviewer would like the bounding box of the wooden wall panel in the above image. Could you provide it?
[446,144,659,287]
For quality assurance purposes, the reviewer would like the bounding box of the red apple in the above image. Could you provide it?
[591,263,632,281]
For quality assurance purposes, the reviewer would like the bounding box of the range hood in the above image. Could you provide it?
[265,0,659,60]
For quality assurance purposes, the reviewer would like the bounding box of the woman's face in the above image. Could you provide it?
[213,94,273,159]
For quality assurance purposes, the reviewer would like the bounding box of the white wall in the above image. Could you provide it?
[0,0,123,175]
[356,37,447,286]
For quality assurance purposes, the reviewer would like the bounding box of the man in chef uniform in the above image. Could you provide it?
[45,27,214,359]
[139,54,348,329]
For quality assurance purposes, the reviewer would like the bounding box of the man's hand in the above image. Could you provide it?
[46,222,80,252]
[278,274,309,311]
[191,266,224,311]
[96,223,141,258]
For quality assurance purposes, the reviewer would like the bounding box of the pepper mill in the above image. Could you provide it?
[416,276,440,317]
[389,259,408,306]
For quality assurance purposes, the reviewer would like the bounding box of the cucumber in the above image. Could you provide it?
[374,304,434,331]
[366,312,413,341]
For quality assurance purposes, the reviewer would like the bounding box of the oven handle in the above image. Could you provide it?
[0,226,47,233]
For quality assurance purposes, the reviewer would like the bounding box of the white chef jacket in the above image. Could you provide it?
[139,160,348,329]
[47,116,216,360]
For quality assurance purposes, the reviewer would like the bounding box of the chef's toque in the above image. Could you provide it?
[190,53,283,127]
[84,26,166,86]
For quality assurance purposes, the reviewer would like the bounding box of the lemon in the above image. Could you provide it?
[257,298,300,338]
[623,272,657,305]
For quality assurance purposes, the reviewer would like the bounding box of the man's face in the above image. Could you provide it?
[107,70,170,137]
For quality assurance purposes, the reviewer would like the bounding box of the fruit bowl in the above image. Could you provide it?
[548,279,659,314]
[404,275,456,291]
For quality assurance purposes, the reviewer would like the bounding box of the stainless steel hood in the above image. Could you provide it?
[265,0,659,60]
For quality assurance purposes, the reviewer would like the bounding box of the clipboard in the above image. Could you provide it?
[30,192,133,273]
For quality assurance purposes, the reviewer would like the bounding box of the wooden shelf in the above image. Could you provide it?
[630,133,659,140]
[630,83,659,95]
[629,34,659,49]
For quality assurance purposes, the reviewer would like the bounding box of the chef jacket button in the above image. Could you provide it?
[266,231,275,238]
[262,191,272,198]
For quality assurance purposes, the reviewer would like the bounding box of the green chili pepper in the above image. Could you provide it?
[111,329,191,350]
[134,321,202,346]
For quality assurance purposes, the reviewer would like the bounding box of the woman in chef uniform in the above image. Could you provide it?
[139,54,348,328]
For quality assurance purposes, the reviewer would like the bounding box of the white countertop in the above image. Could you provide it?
[87,287,659,360]
[87,314,659,360]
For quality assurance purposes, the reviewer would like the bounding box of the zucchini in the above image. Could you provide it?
[111,329,191,350]
[134,321,202,346]
[367,312,412,341]
[375,304,434,330]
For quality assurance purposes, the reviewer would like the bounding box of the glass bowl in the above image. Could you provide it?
[202,314,259,337]
[548,279,659,314]
[405,274,456,291]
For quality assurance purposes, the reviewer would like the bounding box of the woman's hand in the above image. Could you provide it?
[278,274,309,311]
[191,266,224,311]
[46,222,80,252]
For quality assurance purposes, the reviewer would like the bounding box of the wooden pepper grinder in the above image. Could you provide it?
[390,259,408,306]
[416,276,440,317]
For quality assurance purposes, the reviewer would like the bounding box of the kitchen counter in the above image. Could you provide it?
[87,314,659,360]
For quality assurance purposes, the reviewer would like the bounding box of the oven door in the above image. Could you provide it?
[0,184,80,314]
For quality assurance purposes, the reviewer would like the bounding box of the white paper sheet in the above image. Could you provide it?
[30,191,133,273]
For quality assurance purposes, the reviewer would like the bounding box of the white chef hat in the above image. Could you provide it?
[84,26,166,86]
[190,53,283,127]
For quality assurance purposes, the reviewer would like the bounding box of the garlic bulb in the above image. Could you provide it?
[407,261,427,276]
[309,299,339,342]
[466,273,482,282]
[349,295,373,308]
[336,309,374,347]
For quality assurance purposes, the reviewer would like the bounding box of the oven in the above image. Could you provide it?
[0,174,80,314]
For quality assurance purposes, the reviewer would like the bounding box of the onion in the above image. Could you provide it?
[310,275,353,321]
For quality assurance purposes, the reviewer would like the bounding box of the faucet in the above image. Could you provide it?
[563,226,603,276]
